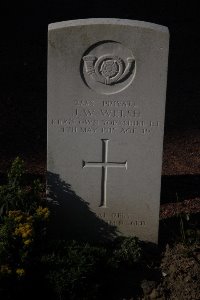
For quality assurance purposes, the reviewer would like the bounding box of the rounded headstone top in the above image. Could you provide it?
[48,18,169,34]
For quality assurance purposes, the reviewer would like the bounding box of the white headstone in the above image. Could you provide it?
[47,19,169,243]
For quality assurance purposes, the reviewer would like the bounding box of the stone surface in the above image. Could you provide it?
[47,18,169,243]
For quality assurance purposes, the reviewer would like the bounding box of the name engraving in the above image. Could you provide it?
[50,99,161,136]
[73,108,141,118]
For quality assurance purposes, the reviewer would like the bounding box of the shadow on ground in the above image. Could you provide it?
[161,174,200,203]
[47,171,118,243]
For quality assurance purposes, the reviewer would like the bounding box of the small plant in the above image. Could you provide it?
[0,157,49,295]
[42,237,142,300]
[178,212,200,245]
[113,236,142,266]
[176,193,200,245]
[0,157,43,216]
[42,240,107,300]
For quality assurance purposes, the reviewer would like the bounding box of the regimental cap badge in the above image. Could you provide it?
[81,41,136,95]
[83,55,135,86]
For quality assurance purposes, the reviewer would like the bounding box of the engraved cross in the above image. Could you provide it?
[83,139,127,208]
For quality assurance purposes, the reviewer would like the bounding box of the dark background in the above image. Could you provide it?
[0,1,199,174]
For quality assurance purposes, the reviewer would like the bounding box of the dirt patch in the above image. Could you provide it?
[134,243,200,300]
[159,243,200,300]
